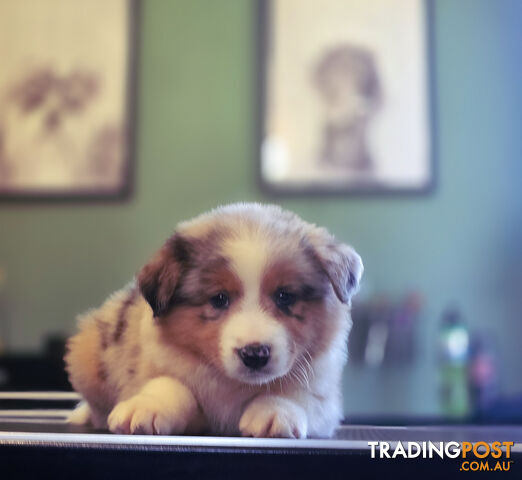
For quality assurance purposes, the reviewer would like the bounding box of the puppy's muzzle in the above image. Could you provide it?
[237,343,271,370]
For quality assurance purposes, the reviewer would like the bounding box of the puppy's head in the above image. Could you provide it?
[138,204,363,385]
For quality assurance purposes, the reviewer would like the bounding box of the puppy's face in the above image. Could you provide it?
[138,204,363,386]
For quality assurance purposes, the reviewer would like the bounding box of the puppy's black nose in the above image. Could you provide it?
[237,343,271,370]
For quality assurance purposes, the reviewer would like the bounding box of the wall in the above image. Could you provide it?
[0,0,521,416]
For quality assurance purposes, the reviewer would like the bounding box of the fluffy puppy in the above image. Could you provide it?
[65,203,363,438]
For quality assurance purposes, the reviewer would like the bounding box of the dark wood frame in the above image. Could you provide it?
[0,0,139,203]
[256,0,437,197]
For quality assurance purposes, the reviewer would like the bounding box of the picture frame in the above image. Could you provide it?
[0,0,138,201]
[258,0,435,195]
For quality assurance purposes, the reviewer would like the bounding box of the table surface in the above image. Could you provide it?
[2,395,522,479]
[1,391,522,452]
[1,420,522,452]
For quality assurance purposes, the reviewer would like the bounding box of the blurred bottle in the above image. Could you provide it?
[469,332,499,415]
[385,292,422,364]
[438,306,470,418]
[363,295,391,367]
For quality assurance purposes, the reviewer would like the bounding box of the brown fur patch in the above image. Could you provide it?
[138,230,232,317]
[126,344,141,377]
[159,305,225,372]
[180,258,243,310]
[98,363,108,382]
[260,252,343,362]
[156,257,244,373]
[260,252,329,308]
[113,288,138,342]
[96,317,109,350]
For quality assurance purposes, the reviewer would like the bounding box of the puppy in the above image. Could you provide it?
[65,203,363,438]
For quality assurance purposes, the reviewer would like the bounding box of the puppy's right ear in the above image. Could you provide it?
[137,234,190,318]
[307,227,364,305]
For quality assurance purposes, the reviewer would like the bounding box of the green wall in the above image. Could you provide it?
[0,0,521,416]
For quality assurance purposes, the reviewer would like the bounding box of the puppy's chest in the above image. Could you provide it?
[188,368,255,434]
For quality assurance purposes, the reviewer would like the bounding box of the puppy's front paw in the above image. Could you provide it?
[239,396,308,438]
[108,394,187,435]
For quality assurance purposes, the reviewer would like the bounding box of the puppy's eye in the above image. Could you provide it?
[209,292,229,310]
[274,289,297,309]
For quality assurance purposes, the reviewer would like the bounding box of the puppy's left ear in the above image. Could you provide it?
[137,234,190,318]
[311,231,364,304]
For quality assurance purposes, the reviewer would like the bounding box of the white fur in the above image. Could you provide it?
[107,376,199,435]
[239,395,308,439]
[220,308,290,385]
[67,401,91,425]
[219,235,292,384]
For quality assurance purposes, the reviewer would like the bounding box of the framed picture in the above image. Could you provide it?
[0,0,137,200]
[258,0,434,194]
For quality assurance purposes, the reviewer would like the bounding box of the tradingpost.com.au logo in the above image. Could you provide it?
[368,441,515,472]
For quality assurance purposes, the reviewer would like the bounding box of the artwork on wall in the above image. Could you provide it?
[259,0,433,194]
[0,0,136,199]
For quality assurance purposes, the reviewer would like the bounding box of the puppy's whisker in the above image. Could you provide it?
[302,350,315,379]
[296,361,310,389]
[291,369,307,389]
[301,362,312,385]
[301,366,310,388]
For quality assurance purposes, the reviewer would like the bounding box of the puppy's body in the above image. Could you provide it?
[66,204,362,438]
